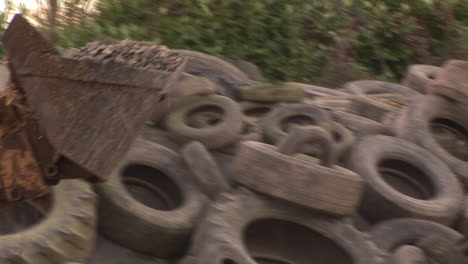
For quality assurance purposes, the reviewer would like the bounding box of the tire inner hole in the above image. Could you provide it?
[187,105,225,128]
[431,118,468,162]
[0,194,51,235]
[122,164,182,211]
[243,218,353,264]
[281,114,317,132]
[244,106,272,118]
[378,159,435,199]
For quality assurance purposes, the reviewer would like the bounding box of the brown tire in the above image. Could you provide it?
[260,103,332,144]
[389,245,428,264]
[225,59,263,82]
[94,139,208,257]
[181,141,230,199]
[233,127,363,215]
[402,64,440,94]
[343,80,421,97]
[174,50,249,82]
[395,95,468,187]
[369,218,462,255]
[180,188,387,264]
[427,60,468,105]
[346,135,464,225]
[164,95,243,149]
[350,94,412,122]
[174,50,250,100]
[0,180,97,264]
[328,110,392,137]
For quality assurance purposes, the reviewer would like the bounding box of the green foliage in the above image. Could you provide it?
[14,0,468,85]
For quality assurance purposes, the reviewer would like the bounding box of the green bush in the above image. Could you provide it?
[28,0,468,86]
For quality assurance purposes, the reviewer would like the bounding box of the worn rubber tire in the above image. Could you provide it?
[402,64,441,94]
[295,83,350,99]
[350,94,412,122]
[181,141,230,199]
[139,127,179,152]
[233,139,363,215]
[390,245,428,264]
[164,95,243,149]
[260,103,332,144]
[0,180,97,264]
[347,135,464,225]
[168,73,215,99]
[174,50,250,100]
[369,218,462,254]
[395,95,468,187]
[88,235,169,264]
[240,82,305,102]
[327,110,392,137]
[240,101,277,121]
[225,59,263,82]
[180,188,387,264]
[454,196,468,235]
[343,80,421,97]
[330,122,356,161]
[94,139,208,257]
[175,50,249,82]
[427,60,468,105]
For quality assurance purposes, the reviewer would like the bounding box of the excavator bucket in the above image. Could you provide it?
[1,14,185,184]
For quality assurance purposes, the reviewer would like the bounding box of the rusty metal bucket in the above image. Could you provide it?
[1,14,184,190]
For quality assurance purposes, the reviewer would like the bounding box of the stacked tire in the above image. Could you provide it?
[50,41,468,264]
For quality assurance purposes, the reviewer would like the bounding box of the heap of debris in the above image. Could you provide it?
[68,39,185,73]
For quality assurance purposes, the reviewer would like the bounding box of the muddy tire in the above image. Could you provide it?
[240,82,305,102]
[174,50,250,100]
[343,80,421,97]
[225,59,263,82]
[454,196,468,235]
[427,60,468,105]
[181,141,230,199]
[164,95,243,149]
[233,130,363,215]
[369,218,462,253]
[180,188,386,264]
[350,94,411,122]
[389,245,428,264]
[402,64,440,94]
[347,135,463,225]
[330,122,356,161]
[261,103,332,143]
[0,180,97,264]
[139,127,179,152]
[94,139,208,257]
[395,95,468,187]
[175,50,249,82]
[167,73,215,99]
[240,101,277,121]
[327,110,392,137]
[296,83,350,99]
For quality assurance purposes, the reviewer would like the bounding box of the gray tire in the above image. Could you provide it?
[370,218,462,254]
[0,180,97,264]
[164,95,243,149]
[427,60,468,105]
[343,80,421,97]
[233,131,363,215]
[94,139,208,257]
[395,95,468,187]
[347,135,463,225]
[261,103,331,144]
[402,64,440,94]
[181,141,230,199]
[180,188,387,264]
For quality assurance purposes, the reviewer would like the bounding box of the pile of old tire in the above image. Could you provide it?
[63,41,468,264]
